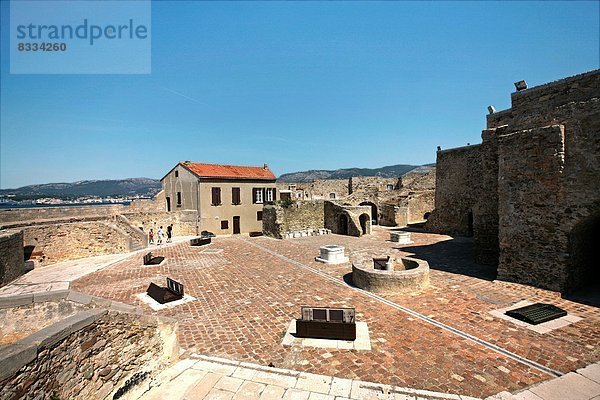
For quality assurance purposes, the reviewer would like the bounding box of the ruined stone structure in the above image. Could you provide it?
[426,69,600,293]
[262,200,371,238]
[276,167,435,227]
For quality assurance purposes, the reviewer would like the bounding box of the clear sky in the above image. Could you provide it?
[1,1,598,189]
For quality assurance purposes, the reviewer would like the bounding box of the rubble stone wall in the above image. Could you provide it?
[21,222,131,265]
[262,201,325,238]
[0,309,178,400]
[0,205,128,225]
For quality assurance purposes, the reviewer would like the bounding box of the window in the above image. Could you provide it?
[232,187,241,205]
[257,211,263,221]
[329,193,336,199]
[212,187,221,206]
[386,184,394,191]
[221,220,228,230]
[176,192,182,206]
[175,170,179,178]
[253,188,263,204]
[313,309,327,321]
[266,188,275,202]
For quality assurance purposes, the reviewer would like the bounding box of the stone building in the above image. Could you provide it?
[162,162,277,235]
[276,167,435,227]
[426,69,600,293]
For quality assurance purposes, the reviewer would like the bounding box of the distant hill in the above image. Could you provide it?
[0,178,162,199]
[278,164,434,183]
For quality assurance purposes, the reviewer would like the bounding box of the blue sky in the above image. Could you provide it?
[1,1,598,189]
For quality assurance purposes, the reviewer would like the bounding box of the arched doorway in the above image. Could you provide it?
[359,202,378,225]
[338,214,348,235]
[359,214,369,235]
[568,212,600,292]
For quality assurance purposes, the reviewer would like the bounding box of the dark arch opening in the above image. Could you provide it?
[423,212,431,220]
[359,202,378,225]
[359,214,369,235]
[568,212,600,297]
[24,245,35,261]
[467,211,474,237]
[338,214,349,235]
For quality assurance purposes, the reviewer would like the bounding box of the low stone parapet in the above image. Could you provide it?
[352,253,429,294]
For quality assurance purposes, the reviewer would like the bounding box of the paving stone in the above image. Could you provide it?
[512,390,543,399]
[577,363,600,384]
[329,377,352,397]
[308,393,335,400]
[215,376,244,393]
[529,372,600,400]
[260,385,286,400]
[254,371,298,388]
[205,389,235,400]
[232,367,258,381]
[233,381,267,400]
[144,368,207,400]
[283,389,311,400]
[183,372,222,400]
[296,372,332,394]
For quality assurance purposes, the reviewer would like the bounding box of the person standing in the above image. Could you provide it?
[157,226,164,245]
[166,224,173,243]
[148,228,154,245]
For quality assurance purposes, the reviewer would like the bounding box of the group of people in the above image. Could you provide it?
[148,224,173,245]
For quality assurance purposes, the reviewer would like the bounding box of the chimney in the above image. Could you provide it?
[263,163,269,169]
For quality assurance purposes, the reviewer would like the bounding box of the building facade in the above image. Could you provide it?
[162,162,277,235]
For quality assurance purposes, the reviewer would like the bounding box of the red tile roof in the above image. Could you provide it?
[181,162,276,180]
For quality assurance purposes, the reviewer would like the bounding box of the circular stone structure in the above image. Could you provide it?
[352,253,429,294]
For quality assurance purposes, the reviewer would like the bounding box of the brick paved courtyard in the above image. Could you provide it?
[72,228,600,398]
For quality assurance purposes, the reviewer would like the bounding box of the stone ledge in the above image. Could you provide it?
[0,308,107,383]
[0,293,34,309]
[0,343,38,382]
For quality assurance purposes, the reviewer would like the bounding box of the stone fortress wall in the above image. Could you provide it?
[426,69,600,292]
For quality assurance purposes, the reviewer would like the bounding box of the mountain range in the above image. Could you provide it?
[0,164,435,199]
[0,178,162,200]
[277,164,433,183]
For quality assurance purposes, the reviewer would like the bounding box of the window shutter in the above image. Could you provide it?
[252,188,257,204]
[262,188,266,203]
[272,188,277,201]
